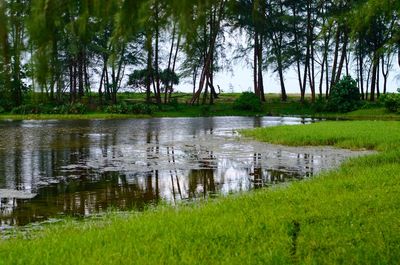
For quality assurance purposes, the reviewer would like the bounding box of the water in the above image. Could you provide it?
[0,117,370,228]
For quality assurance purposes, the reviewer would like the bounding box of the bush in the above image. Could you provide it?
[104,104,129,114]
[327,76,361,113]
[311,97,327,112]
[200,105,211,116]
[11,103,88,115]
[66,103,88,114]
[11,104,40,114]
[381,92,400,113]
[233,92,263,112]
[0,97,13,112]
[168,97,180,110]
[104,102,156,115]
[131,103,157,114]
[0,106,5,114]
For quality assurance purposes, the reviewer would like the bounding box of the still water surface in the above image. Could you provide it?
[0,117,368,228]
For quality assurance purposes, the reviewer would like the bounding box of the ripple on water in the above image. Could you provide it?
[0,116,373,229]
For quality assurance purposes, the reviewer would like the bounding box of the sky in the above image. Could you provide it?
[177,61,400,94]
[175,31,400,95]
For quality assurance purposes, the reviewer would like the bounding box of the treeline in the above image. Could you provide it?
[0,0,399,110]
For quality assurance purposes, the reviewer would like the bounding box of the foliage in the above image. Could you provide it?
[127,69,152,91]
[128,69,180,93]
[61,103,88,115]
[0,0,398,110]
[380,91,400,113]
[10,103,88,115]
[199,105,211,116]
[104,102,156,115]
[10,104,42,115]
[311,97,327,112]
[327,76,361,113]
[160,69,179,88]
[233,92,263,112]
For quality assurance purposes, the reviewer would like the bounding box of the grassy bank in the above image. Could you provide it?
[1,121,400,264]
[241,121,400,151]
[1,93,399,120]
[0,113,151,120]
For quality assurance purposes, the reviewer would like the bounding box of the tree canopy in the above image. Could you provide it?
[0,0,399,110]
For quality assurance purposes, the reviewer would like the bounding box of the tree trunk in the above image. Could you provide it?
[330,28,341,94]
[169,34,181,102]
[253,32,259,97]
[165,24,176,104]
[376,61,380,98]
[145,33,152,104]
[291,5,303,96]
[381,56,389,94]
[359,48,365,100]
[257,35,266,102]
[335,31,348,84]
[190,0,225,105]
[69,59,74,102]
[370,53,378,102]
[309,27,315,102]
[98,62,106,105]
[154,0,161,105]
[78,50,85,98]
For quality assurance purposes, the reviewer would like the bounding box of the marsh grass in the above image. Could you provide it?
[1,122,400,264]
[241,121,400,151]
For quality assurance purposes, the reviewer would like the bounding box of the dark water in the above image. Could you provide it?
[0,117,369,229]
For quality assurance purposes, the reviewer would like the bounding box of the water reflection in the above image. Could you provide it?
[0,117,369,228]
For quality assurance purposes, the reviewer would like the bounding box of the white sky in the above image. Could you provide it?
[174,30,400,94]
[177,61,400,94]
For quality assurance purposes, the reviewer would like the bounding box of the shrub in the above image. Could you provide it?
[66,103,88,114]
[131,103,157,114]
[200,105,211,116]
[168,97,180,109]
[233,92,263,112]
[104,103,129,114]
[381,92,400,113]
[0,97,13,112]
[105,103,156,115]
[11,103,88,115]
[327,76,361,113]
[0,106,5,114]
[49,105,68,114]
[311,97,327,112]
[11,104,40,114]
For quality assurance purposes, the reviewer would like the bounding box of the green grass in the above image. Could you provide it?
[343,107,400,119]
[241,121,400,151]
[1,121,400,264]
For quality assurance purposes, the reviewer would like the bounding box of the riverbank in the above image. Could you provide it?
[1,93,399,120]
[1,121,399,264]
[0,104,399,121]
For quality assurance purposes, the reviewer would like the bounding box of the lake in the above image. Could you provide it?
[0,117,369,229]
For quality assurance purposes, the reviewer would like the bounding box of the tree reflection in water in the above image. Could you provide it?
[0,117,366,228]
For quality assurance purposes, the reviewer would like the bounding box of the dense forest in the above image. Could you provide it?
[0,0,399,111]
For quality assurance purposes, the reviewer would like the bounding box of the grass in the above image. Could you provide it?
[241,121,400,151]
[342,108,400,120]
[1,121,400,264]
